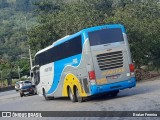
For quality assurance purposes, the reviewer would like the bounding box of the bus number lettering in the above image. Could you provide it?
[102,68,125,76]
[44,67,52,72]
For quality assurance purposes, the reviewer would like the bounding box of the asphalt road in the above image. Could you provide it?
[0,78,160,120]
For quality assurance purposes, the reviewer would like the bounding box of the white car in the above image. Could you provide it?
[15,81,23,91]
[15,80,32,91]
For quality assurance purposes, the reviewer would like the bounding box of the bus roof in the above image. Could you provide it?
[84,24,125,33]
[35,45,53,56]
[35,24,125,56]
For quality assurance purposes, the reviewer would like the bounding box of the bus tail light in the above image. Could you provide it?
[88,71,96,85]
[129,63,135,76]
[88,71,96,80]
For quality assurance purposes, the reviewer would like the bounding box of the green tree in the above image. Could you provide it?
[104,1,160,68]
[28,0,109,52]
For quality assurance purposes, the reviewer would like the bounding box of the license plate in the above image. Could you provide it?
[111,75,118,79]
[106,74,120,79]
[24,92,29,94]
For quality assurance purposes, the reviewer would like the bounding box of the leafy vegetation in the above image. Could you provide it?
[0,0,38,85]
[29,0,160,68]
[0,0,160,86]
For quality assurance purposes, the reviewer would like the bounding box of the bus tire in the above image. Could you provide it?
[20,93,23,97]
[34,88,37,95]
[68,87,76,102]
[75,87,83,103]
[43,89,53,100]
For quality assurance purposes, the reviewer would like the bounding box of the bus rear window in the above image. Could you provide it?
[88,28,124,46]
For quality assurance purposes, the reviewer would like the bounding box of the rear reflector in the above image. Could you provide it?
[88,71,96,80]
[129,64,135,72]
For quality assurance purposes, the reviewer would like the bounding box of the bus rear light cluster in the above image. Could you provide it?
[88,71,96,85]
[129,63,135,76]
[88,71,96,80]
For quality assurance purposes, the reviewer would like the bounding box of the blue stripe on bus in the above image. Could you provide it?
[47,54,82,94]
[85,24,126,34]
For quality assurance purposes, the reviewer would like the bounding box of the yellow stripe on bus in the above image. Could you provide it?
[62,73,87,97]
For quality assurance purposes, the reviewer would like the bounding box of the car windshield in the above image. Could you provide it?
[16,81,22,84]
[24,81,31,83]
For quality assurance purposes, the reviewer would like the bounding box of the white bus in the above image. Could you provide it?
[32,24,136,102]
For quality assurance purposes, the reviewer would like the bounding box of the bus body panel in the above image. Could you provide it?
[86,25,134,87]
[39,63,54,93]
[91,44,131,85]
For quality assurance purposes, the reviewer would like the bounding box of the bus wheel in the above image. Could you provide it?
[43,89,50,100]
[75,88,83,103]
[20,93,23,97]
[68,87,76,102]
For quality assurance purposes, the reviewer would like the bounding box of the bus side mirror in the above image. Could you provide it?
[36,65,40,68]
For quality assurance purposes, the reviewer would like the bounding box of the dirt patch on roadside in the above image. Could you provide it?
[135,68,160,81]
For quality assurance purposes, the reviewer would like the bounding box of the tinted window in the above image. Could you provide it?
[88,28,124,46]
[22,85,32,89]
[24,81,31,83]
[35,35,82,66]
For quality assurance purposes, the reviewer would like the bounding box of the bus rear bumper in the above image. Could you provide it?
[90,77,136,95]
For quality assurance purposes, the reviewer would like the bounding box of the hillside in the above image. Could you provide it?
[0,0,39,79]
[0,0,74,80]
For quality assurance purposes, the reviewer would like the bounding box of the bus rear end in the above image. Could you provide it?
[87,24,136,95]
